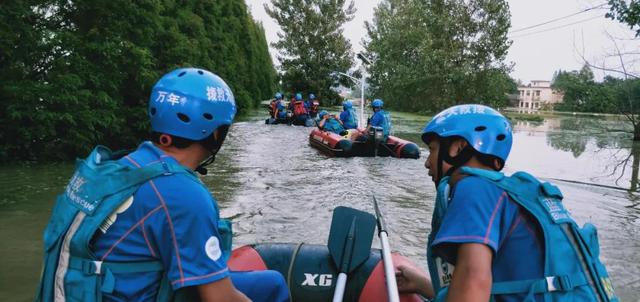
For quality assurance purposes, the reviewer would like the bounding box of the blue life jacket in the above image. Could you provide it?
[322,118,345,135]
[341,109,358,129]
[370,110,391,138]
[36,146,233,302]
[427,167,618,302]
[276,102,287,119]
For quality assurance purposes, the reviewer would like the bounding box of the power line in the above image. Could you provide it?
[509,14,604,39]
[509,3,608,34]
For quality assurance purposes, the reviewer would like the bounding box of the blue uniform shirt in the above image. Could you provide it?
[432,176,544,302]
[92,141,229,301]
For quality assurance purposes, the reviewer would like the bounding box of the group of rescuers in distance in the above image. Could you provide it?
[38,67,617,302]
[268,91,392,141]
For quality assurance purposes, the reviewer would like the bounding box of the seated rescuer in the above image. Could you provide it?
[304,93,314,110]
[396,104,617,302]
[276,99,287,120]
[37,68,289,302]
[318,110,347,135]
[339,100,358,129]
[270,92,283,118]
[307,93,320,118]
[291,92,308,118]
[366,99,391,140]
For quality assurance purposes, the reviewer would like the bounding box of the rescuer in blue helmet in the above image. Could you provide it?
[339,99,358,129]
[37,68,290,302]
[365,98,391,141]
[269,92,283,118]
[318,110,346,135]
[395,104,617,302]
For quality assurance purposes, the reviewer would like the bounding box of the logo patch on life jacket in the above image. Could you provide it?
[540,197,572,223]
[436,257,454,287]
[601,277,616,299]
[65,172,96,213]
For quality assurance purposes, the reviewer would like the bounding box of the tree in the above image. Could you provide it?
[0,0,276,161]
[552,65,597,111]
[265,0,355,104]
[364,0,513,112]
[607,0,640,37]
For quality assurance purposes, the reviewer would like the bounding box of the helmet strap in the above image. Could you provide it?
[194,125,230,176]
[436,137,475,183]
[195,155,215,175]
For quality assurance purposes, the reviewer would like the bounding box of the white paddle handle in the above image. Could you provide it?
[380,231,400,302]
[332,272,348,302]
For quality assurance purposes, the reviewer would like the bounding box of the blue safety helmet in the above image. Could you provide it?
[309,93,316,100]
[319,110,329,119]
[372,99,383,108]
[343,100,353,109]
[149,68,236,141]
[295,93,303,101]
[275,92,282,100]
[421,104,512,163]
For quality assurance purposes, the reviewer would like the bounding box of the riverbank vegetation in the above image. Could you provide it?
[0,1,276,162]
[552,66,640,139]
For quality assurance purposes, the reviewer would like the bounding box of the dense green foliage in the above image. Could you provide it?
[607,0,640,36]
[265,0,355,104]
[364,0,515,113]
[0,0,276,162]
[553,66,640,114]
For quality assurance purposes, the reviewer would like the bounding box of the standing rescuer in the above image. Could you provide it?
[36,68,289,302]
[396,104,618,302]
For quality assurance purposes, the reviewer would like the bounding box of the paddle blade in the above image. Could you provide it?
[328,206,376,273]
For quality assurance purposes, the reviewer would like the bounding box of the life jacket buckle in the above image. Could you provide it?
[547,275,572,292]
[93,261,103,274]
[161,162,172,176]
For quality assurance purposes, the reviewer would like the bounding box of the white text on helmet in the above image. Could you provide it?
[435,105,488,123]
[206,86,233,103]
[155,91,186,106]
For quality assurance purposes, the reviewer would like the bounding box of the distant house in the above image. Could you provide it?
[517,80,564,110]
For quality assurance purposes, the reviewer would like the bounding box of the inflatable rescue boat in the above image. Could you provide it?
[265,114,316,127]
[309,128,420,158]
[229,243,421,302]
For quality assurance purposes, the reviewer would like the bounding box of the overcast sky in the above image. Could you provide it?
[247,0,639,83]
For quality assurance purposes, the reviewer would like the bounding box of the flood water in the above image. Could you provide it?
[1,109,639,301]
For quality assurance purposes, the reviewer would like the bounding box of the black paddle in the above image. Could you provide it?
[328,206,376,302]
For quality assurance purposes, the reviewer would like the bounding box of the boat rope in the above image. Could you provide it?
[286,242,305,302]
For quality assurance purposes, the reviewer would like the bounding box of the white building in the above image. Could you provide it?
[517,80,564,110]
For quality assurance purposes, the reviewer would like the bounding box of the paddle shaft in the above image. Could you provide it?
[373,196,400,302]
[332,273,348,302]
[379,230,400,302]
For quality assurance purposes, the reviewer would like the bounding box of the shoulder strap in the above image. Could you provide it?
[458,167,543,201]
[491,273,589,296]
